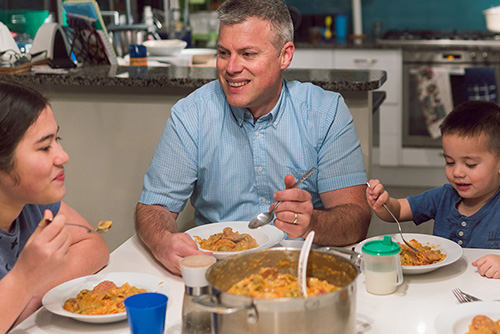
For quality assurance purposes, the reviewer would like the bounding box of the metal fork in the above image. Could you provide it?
[366,182,421,254]
[452,288,480,303]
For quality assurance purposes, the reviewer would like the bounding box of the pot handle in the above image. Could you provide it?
[318,246,362,266]
[192,294,255,315]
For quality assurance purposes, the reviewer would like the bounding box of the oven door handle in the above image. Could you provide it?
[354,58,378,65]
[409,67,465,75]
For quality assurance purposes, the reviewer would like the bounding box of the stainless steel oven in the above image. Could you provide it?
[402,48,500,148]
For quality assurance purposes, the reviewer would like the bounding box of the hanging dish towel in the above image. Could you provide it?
[464,67,498,103]
[416,66,453,139]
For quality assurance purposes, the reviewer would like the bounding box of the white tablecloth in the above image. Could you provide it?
[10,235,500,334]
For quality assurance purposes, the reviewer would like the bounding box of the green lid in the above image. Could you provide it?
[361,235,401,256]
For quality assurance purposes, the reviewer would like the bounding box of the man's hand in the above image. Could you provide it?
[272,174,314,239]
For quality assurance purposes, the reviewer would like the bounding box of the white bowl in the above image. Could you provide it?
[484,7,500,32]
[355,233,463,275]
[181,48,217,64]
[42,272,169,323]
[185,221,285,259]
[143,39,187,56]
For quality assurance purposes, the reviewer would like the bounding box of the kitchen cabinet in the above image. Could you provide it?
[334,49,402,166]
[292,48,403,167]
[289,49,335,69]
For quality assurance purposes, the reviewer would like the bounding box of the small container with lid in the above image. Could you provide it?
[180,254,217,334]
[361,235,403,295]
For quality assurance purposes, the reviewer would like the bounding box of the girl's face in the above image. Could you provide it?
[0,106,69,207]
[442,133,500,206]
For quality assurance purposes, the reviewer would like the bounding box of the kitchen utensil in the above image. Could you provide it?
[67,221,112,234]
[366,182,421,254]
[193,247,359,334]
[248,167,316,229]
[452,288,474,303]
[46,219,112,234]
[452,288,482,303]
[298,231,315,297]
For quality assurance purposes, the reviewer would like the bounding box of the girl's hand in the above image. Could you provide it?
[13,209,72,292]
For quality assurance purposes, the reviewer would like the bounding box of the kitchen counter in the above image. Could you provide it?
[4,64,386,92]
[0,65,385,252]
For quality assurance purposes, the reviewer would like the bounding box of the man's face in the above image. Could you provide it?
[216,17,294,120]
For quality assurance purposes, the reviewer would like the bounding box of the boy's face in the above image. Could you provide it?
[442,133,500,205]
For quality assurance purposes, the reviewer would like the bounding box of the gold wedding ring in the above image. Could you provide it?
[293,213,298,224]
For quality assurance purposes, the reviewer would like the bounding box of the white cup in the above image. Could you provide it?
[361,235,403,295]
[180,255,217,288]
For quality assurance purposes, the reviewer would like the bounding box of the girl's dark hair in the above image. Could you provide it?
[0,80,49,174]
[440,100,500,156]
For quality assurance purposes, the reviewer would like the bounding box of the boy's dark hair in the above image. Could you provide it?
[440,100,500,156]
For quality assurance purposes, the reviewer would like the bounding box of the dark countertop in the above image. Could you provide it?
[0,64,386,92]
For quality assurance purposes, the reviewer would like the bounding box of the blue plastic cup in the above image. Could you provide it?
[335,14,348,44]
[124,292,168,334]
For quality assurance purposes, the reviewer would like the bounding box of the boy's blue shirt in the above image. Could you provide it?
[408,184,500,248]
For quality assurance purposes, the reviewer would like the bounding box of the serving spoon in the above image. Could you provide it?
[45,219,112,234]
[248,167,316,229]
[299,231,315,297]
[366,182,420,254]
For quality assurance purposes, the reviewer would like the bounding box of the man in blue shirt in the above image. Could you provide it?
[136,0,371,275]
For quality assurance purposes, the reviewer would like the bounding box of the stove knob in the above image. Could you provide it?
[483,52,489,59]
[470,52,476,59]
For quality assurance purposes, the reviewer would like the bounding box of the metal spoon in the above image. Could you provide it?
[248,167,316,229]
[46,219,112,234]
[366,182,420,253]
[299,231,315,297]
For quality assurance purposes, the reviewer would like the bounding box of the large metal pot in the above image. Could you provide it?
[194,247,359,334]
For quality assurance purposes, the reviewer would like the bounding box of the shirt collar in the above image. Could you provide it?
[230,80,287,128]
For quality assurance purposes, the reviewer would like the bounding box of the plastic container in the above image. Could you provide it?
[361,235,403,295]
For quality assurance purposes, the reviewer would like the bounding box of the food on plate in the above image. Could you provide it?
[194,227,259,252]
[227,267,339,298]
[467,315,500,334]
[63,280,147,315]
[398,239,447,266]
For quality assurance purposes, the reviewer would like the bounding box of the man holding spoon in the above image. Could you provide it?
[135,0,371,275]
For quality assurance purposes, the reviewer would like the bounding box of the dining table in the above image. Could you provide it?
[10,234,500,334]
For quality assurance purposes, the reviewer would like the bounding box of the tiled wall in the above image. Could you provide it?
[286,0,498,39]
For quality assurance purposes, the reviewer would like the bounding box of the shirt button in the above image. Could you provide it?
[458,231,464,237]
[258,167,263,172]
[261,197,266,203]
[461,221,467,227]
[254,131,259,136]
[458,240,463,245]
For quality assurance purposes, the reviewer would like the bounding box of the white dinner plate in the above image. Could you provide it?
[42,272,169,324]
[185,221,285,259]
[434,301,500,334]
[355,233,463,274]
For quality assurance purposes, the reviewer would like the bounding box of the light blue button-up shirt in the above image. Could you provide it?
[139,79,367,228]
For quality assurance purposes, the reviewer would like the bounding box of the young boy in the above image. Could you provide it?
[367,100,500,279]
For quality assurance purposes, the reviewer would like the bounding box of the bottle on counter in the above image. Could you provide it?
[180,254,217,334]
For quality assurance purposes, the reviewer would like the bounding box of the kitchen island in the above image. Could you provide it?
[0,65,386,251]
